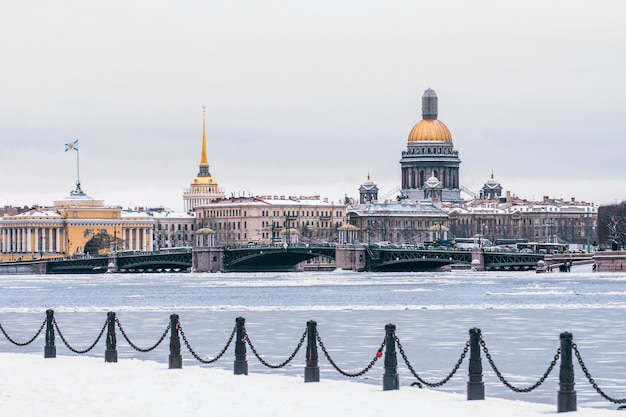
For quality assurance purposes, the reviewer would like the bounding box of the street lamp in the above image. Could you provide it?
[584,212,592,253]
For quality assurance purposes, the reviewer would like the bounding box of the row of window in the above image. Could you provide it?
[200,209,344,218]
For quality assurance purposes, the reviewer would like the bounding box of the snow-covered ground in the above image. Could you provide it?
[0,352,621,416]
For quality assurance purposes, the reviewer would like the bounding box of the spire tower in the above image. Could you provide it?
[198,105,210,177]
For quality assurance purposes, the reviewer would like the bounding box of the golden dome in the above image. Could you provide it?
[192,176,217,185]
[408,119,452,142]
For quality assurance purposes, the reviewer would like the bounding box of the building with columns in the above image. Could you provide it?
[399,88,462,202]
[183,106,226,213]
[0,184,154,261]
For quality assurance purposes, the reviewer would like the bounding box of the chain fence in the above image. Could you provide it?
[572,342,626,406]
[243,325,308,369]
[0,319,46,346]
[3,311,626,411]
[479,332,561,393]
[115,317,170,353]
[396,334,469,388]
[179,323,237,364]
[53,317,108,354]
[315,329,384,377]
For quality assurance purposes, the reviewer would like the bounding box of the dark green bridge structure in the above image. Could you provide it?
[19,245,548,274]
[366,247,544,272]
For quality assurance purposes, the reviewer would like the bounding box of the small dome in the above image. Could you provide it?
[425,173,441,188]
[193,176,217,185]
[196,227,215,234]
[408,119,452,142]
[339,224,359,230]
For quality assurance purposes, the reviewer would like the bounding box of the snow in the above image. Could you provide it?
[0,353,620,416]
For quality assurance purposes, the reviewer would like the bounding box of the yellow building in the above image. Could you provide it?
[0,185,154,262]
[183,105,226,213]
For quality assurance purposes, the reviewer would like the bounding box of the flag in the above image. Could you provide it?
[65,139,78,152]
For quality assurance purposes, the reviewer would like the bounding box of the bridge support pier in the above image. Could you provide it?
[107,252,118,273]
[335,244,367,271]
[192,247,224,272]
[471,248,485,271]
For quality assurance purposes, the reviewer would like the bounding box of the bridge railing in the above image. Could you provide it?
[2,310,626,412]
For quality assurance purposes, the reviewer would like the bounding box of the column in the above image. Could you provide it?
[42,228,47,253]
[34,228,39,254]
[27,228,32,253]
[56,228,61,253]
[48,227,54,253]
[135,228,140,251]
[143,228,148,252]
[122,228,127,251]
[128,228,134,251]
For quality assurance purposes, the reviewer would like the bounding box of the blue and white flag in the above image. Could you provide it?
[65,139,78,152]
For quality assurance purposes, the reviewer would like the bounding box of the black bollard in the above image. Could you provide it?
[234,317,248,375]
[168,314,182,369]
[382,323,399,391]
[105,311,118,363]
[467,327,485,400]
[304,320,320,382]
[44,309,56,358]
[557,332,577,412]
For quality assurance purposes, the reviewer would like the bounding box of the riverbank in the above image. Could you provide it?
[0,353,620,416]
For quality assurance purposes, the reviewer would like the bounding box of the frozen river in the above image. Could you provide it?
[1,267,626,410]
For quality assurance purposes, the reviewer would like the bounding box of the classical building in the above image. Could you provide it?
[183,106,226,213]
[399,88,462,202]
[0,184,154,261]
[446,195,597,249]
[195,195,347,245]
[147,207,196,250]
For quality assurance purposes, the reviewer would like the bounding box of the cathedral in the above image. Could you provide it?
[399,88,462,202]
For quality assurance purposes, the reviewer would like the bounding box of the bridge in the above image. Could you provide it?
[367,247,545,271]
[222,244,336,272]
[28,245,550,274]
[46,248,193,274]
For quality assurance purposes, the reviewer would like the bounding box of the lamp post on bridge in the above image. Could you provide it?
[584,212,592,253]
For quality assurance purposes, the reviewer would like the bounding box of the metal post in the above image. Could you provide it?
[467,327,484,400]
[304,320,319,382]
[234,316,248,375]
[105,311,118,363]
[558,332,577,412]
[382,323,399,391]
[44,309,56,358]
[168,314,182,369]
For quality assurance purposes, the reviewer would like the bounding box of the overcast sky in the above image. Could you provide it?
[1,1,624,211]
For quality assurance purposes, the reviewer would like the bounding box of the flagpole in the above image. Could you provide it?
[76,145,80,190]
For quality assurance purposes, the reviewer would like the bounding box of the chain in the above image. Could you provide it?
[0,319,47,346]
[396,334,469,388]
[479,334,560,393]
[115,317,171,352]
[179,324,237,364]
[572,343,626,405]
[52,318,107,354]
[243,326,307,369]
[315,329,384,377]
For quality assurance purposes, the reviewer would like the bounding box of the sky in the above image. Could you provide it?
[0,353,621,416]
[1,1,625,212]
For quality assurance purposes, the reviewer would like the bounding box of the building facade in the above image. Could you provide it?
[446,195,597,249]
[195,195,347,246]
[0,185,154,262]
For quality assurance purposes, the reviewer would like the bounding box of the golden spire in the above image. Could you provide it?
[200,105,209,168]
